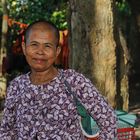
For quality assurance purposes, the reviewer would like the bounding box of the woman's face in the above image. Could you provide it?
[22,26,61,73]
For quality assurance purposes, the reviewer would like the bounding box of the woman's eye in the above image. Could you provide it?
[45,45,50,48]
[31,43,38,47]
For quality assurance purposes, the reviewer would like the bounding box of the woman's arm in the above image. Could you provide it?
[72,72,117,139]
[0,81,18,140]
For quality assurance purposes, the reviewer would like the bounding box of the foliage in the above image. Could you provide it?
[6,0,68,55]
[7,0,68,30]
[115,0,132,37]
[0,2,2,14]
[116,0,131,16]
[0,2,3,32]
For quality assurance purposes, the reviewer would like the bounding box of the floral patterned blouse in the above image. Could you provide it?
[0,69,117,140]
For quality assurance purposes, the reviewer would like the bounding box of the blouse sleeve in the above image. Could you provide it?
[72,72,117,139]
[0,80,18,140]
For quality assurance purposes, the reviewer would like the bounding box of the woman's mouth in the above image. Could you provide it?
[33,58,46,64]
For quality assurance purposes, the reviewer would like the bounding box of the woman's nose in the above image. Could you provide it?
[36,45,45,55]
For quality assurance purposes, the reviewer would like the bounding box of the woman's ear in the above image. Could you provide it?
[56,46,61,57]
[22,42,26,55]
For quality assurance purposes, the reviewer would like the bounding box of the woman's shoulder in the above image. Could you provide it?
[61,69,88,82]
[8,73,29,86]
[62,69,82,77]
[6,73,29,98]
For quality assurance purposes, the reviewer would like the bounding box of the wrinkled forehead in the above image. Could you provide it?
[25,21,60,47]
[26,23,58,43]
[30,23,55,35]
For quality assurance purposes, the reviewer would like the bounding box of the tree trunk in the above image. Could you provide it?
[68,0,94,77]
[0,0,8,99]
[126,0,140,104]
[68,0,129,110]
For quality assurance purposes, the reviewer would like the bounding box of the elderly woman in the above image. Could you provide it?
[0,20,117,140]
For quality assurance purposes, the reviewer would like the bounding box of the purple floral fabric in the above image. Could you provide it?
[0,69,117,140]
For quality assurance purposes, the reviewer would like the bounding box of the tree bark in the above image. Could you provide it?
[68,0,94,77]
[90,0,117,108]
[126,0,140,104]
[69,0,129,110]
[0,0,8,99]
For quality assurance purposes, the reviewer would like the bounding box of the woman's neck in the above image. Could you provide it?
[30,67,58,85]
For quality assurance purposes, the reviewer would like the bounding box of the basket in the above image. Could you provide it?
[86,127,136,140]
[117,127,136,140]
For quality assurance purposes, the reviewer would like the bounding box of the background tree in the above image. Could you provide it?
[116,0,140,106]
[126,0,140,104]
[68,0,130,110]
[8,0,68,29]
[0,0,8,101]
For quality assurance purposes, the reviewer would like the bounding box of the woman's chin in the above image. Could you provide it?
[31,67,47,72]
[31,66,54,73]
